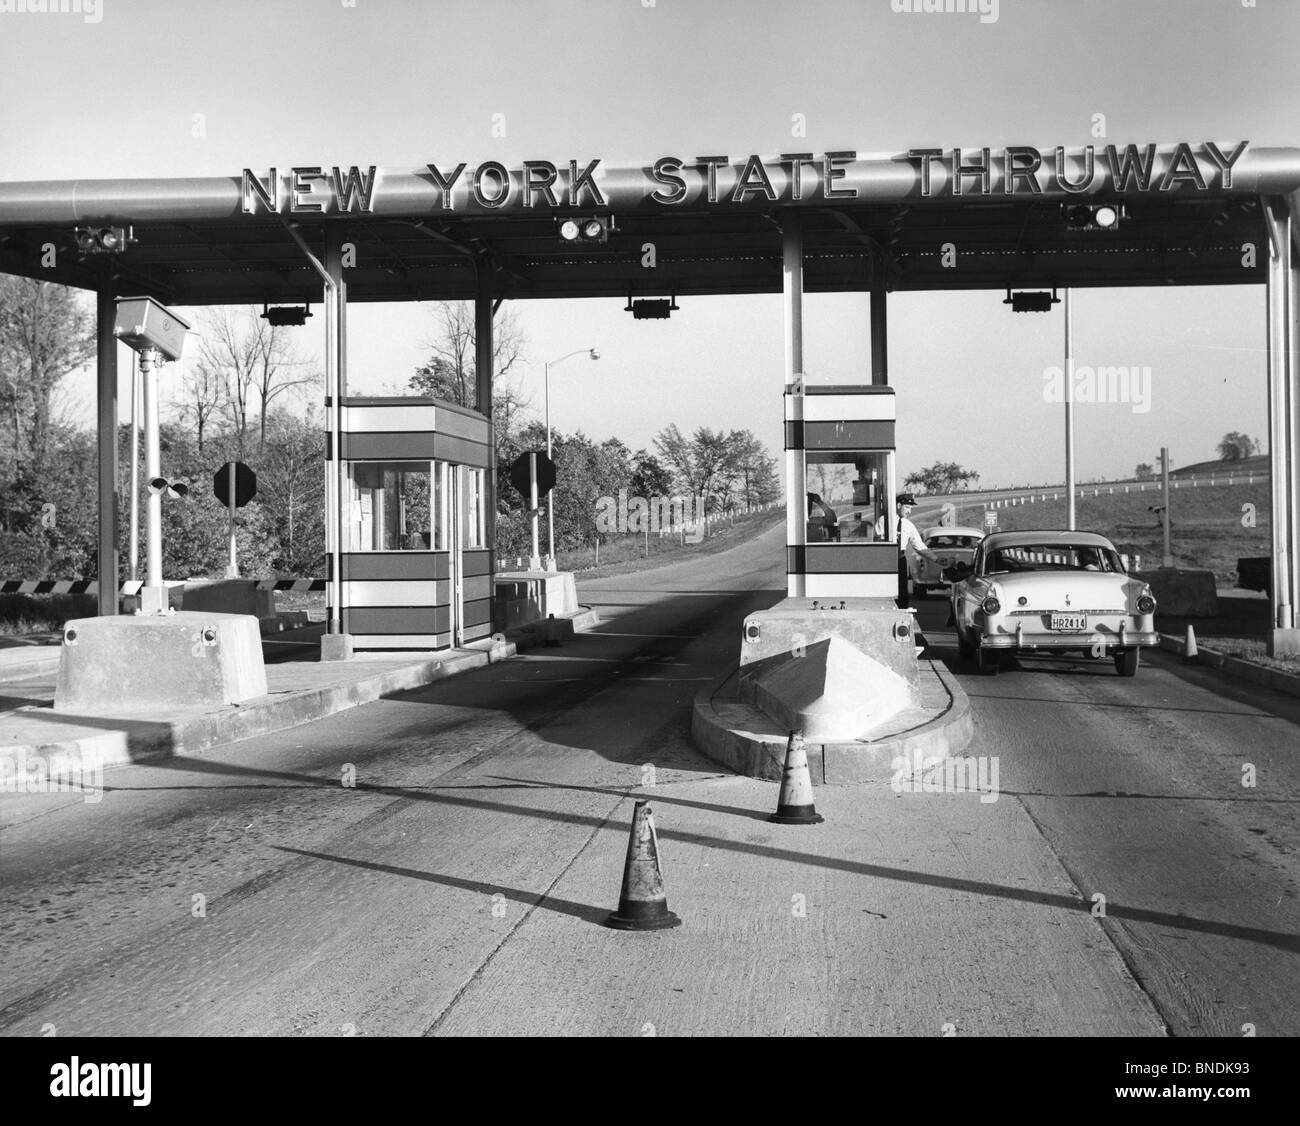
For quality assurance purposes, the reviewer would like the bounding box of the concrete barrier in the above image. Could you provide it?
[494,571,578,629]
[54,612,268,714]
[181,579,277,621]
[1133,568,1218,617]
[738,597,921,687]
[744,635,913,741]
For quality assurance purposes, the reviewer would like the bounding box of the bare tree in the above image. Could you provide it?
[176,348,228,455]
[0,277,94,470]
[409,300,526,410]
[192,306,318,455]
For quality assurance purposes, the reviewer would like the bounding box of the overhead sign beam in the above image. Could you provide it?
[1,142,1296,227]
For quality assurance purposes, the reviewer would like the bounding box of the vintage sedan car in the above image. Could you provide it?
[946,530,1158,676]
[912,525,984,596]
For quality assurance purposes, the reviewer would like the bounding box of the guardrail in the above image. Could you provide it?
[2,578,329,595]
[924,472,1265,504]
[1,580,144,595]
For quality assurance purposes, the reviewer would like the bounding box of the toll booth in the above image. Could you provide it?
[332,396,493,649]
[786,384,898,598]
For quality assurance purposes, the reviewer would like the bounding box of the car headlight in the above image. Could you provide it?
[1136,591,1156,614]
[981,595,1001,615]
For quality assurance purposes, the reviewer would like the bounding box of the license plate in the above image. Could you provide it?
[1050,613,1087,631]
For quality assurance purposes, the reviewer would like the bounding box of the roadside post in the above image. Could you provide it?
[1160,447,1173,567]
[213,462,257,579]
[509,451,556,571]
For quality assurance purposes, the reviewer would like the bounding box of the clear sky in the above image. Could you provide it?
[3,0,1297,485]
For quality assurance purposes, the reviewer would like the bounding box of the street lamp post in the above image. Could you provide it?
[544,347,599,570]
[1064,287,1076,531]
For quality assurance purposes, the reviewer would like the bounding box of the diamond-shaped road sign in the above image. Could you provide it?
[214,461,257,508]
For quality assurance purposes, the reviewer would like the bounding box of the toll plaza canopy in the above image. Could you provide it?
[1,140,1298,654]
[2,141,1300,303]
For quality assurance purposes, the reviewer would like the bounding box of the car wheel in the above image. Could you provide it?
[1114,647,1140,677]
[957,627,974,661]
[974,637,1001,676]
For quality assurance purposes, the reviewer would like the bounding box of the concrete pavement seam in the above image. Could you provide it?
[420,787,631,1037]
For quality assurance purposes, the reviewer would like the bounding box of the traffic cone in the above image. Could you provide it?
[604,800,681,931]
[1185,624,1199,662]
[770,732,825,825]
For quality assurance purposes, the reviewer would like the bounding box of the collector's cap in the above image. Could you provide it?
[897,493,917,506]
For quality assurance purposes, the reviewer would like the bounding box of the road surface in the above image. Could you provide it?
[1,519,1296,1036]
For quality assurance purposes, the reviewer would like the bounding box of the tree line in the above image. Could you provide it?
[0,283,778,581]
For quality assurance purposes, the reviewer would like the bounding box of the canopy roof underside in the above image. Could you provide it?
[0,193,1284,305]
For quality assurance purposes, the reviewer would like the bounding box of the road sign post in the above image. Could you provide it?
[508,451,556,571]
[213,462,257,578]
[530,452,540,570]
[226,461,237,577]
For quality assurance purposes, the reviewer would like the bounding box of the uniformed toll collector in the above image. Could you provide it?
[891,493,939,609]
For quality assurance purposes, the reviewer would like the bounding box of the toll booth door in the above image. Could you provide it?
[449,464,463,647]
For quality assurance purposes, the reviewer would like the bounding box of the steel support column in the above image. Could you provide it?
[324,227,348,639]
[870,259,888,387]
[1264,197,1299,654]
[783,213,805,598]
[475,275,497,630]
[95,287,118,616]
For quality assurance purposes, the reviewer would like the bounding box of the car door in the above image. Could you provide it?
[956,544,983,630]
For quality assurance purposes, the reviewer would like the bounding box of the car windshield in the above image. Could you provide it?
[927,534,980,548]
[983,544,1123,574]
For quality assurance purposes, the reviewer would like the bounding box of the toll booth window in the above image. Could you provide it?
[431,461,448,551]
[348,462,432,551]
[805,450,892,542]
[463,467,486,549]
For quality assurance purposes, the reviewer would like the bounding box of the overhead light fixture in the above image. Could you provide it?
[261,303,313,327]
[625,293,679,320]
[1093,204,1119,228]
[1003,288,1060,313]
[1062,203,1124,231]
[559,216,610,243]
[74,225,135,255]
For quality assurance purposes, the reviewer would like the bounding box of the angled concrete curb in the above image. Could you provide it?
[1158,631,1300,700]
[691,656,974,785]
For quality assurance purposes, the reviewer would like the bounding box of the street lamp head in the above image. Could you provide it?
[589,348,600,361]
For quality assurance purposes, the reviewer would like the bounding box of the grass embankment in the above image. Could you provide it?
[923,481,1271,586]
[552,507,783,581]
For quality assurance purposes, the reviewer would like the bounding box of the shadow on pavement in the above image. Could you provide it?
[138,753,1300,952]
[272,845,610,926]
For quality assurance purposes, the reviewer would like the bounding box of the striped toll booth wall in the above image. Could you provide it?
[327,396,494,650]
[785,384,898,599]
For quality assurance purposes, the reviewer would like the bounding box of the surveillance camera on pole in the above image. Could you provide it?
[113,296,193,614]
